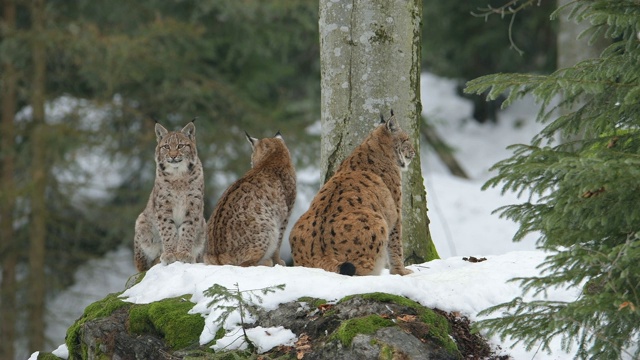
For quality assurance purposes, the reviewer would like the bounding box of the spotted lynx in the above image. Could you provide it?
[289,112,415,276]
[204,132,296,267]
[133,121,206,272]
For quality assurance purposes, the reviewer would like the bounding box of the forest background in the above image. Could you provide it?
[1,0,573,358]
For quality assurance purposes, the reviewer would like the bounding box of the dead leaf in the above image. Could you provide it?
[397,314,418,322]
[582,187,605,198]
[619,301,636,312]
[295,333,312,359]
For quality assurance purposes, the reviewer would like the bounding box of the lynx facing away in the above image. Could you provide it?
[134,121,206,272]
[204,132,296,267]
[289,112,415,276]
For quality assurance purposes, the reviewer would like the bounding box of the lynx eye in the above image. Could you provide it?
[178,144,185,149]
[161,145,170,150]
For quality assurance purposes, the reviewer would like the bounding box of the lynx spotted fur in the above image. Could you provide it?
[134,121,206,272]
[204,132,296,267]
[289,112,415,276]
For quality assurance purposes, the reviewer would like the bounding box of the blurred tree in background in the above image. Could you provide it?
[422,0,557,123]
[0,0,320,356]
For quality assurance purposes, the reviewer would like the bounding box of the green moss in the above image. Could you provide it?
[331,314,395,347]
[337,293,459,356]
[297,296,328,308]
[36,352,64,360]
[66,292,130,360]
[129,295,204,350]
[340,292,422,309]
[379,344,394,360]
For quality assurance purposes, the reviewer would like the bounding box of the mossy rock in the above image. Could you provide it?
[65,292,130,360]
[66,292,207,359]
[335,292,460,357]
[297,296,328,308]
[129,295,204,349]
[331,314,395,346]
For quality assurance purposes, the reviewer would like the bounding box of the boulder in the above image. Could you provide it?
[48,291,505,359]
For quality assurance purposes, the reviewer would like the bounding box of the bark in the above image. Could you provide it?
[557,0,608,70]
[0,1,18,358]
[28,0,48,352]
[319,0,438,263]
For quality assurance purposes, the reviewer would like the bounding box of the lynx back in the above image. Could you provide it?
[289,112,415,276]
[133,121,206,271]
[205,132,296,267]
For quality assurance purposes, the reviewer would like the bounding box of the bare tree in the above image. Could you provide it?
[319,0,438,263]
[1,0,18,358]
[28,0,48,352]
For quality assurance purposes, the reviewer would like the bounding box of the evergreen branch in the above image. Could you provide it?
[204,282,286,354]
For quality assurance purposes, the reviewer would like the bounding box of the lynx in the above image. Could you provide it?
[289,112,415,276]
[204,132,296,267]
[133,121,206,272]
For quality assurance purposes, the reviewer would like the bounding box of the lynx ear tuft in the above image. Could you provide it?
[275,130,283,140]
[155,123,169,142]
[245,131,258,148]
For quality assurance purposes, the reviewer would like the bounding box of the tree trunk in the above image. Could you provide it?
[28,0,48,352]
[557,0,608,69]
[557,0,609,143]
[319,0,439,263]
[0,1,18,358]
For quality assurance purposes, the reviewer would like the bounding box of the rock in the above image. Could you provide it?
[80,307,168,360]
[69,291,504,359]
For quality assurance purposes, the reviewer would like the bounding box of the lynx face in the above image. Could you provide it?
[155,124,198,175]
[396,137,415,171]
[289,112,414,276]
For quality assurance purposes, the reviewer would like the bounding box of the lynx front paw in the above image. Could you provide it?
[392,267,414,276]
[174,251,196,264]
[160,252,177,265]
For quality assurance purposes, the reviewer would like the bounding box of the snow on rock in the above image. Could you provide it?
[119,251,579,357]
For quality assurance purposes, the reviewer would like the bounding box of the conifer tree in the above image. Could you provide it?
[465,1,640,358]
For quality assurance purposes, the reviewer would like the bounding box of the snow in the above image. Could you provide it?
[116,252,580,359]
[36,73,588,359]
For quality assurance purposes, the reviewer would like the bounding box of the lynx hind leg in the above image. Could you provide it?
[133,213,161,272]
[203,252,220,265]
[243,229,284,267]
[237,245,274,267]
[336,212,390,276]
[387,226,413,275]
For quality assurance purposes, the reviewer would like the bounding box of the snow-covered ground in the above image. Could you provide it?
[32,73,586,360]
